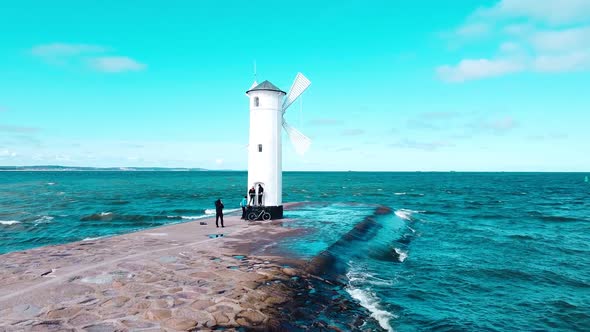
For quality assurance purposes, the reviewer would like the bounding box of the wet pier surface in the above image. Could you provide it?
[0,211,304,331]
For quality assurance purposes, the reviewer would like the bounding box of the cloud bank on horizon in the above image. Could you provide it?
[0,0,588,171]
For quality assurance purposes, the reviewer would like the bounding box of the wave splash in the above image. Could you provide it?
[393,248,408,262]
[346,266,396,332]
[81,208,242,222]
[204,208,241,215]
[0,220,20,225]
[33,216,54,226]
[395,208,422,221]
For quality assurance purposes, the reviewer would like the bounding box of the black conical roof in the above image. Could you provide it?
[246,80,286,94]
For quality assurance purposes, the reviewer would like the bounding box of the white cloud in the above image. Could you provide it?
[499,41,524,53]
[31,43,146,73]
[456,22,491,38]
[504,23,535,36]
[530,26,590,52]
[476,0,590,25]
[340,129,365,136]
[89,56,146,73]
[533,51,590,72]
[528,133,568,140]
[437,58,524,82]
[308,118,344,126]
[31,43,106,57]
[439,1,590,82]
[419,112,461,120]
[478,116,519,134]
[390,139,453,151]
[0,125,41,133]
[466,116,519,135]
[0,149,17,158]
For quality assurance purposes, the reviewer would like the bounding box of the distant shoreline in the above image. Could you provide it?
[1,167,588,173]
[0,166,210,172]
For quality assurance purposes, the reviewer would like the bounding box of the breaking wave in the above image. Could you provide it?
[82,236,106,241]
[205,208,241,215]
[345,263,397,332]
[346,267,396,332]
[394,209,422,221]
[0,220,20,225]
[33,216,54,225]
[394,248,408,262]
[81,208,242,222]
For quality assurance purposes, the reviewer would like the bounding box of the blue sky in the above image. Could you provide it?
[1,0,589,171]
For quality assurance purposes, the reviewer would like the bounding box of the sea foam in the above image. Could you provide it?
[33,216,54,226]
[0,220,20,225]
[205,208,241,215]
[346,265,396,330]
[394,248,408,262]
[346,287,395,332]
[82,236,106,241]
[179,215,210,220]
[395,209,415,221]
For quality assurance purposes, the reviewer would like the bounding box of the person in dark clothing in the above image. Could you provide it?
[248,186,256,205]
[215,199,224,228]
[257,184,264,206]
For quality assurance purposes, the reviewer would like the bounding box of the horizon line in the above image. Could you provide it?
[0,165,588,173]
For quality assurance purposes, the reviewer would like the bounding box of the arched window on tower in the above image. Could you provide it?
[254,97,259,107]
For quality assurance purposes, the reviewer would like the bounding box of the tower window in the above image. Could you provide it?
[258,144,262,152]
[254,97,259,107]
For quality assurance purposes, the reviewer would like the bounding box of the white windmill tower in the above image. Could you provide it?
[246,73,311,219]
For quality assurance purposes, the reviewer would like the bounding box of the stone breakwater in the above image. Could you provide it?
[0,211,307,331]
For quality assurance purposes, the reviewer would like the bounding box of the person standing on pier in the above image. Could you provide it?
[248,186,256,205]
[240,195,248,219]
[258,184,264,206]
[215,199,224,228]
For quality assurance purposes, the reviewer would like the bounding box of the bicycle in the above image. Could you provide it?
[247,207,271,221]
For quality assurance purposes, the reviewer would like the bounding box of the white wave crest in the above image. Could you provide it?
[394,209,413,221]
[0,220,20,225]
[33,216,54,225]
[100,212,113,217]
[394,248,408,262]
[83,236,105,241]
[346,287,395,332]
[205,208,240,215]
[394,192,406,195]
[179,215,210,220]
[394,209,423,221]
[347,270,394,287]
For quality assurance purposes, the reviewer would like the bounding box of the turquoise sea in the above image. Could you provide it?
[1,171,589,331]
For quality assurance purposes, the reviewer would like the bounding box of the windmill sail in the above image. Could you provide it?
[282,73,311,112]
[283,121,311,155]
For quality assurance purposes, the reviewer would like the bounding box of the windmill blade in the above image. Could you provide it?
[283,121,311,155]
[282,73,311,112]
